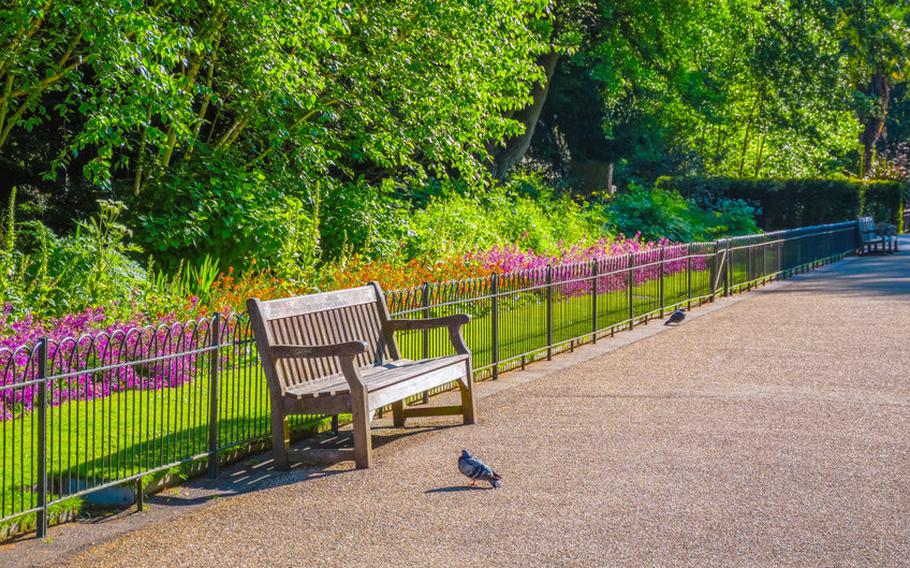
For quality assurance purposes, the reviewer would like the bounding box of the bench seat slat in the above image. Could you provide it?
[368,364,467,410]
[284,354,469,399]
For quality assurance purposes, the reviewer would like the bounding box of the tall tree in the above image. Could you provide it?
[833,0,910,175]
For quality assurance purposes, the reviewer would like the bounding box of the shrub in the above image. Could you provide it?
[1,199,147,321]
[404,174,604,260]
[132,155,320,280]
[317,179,411,263]
[656,176,907,230]
[605,184,759,242]
[864,181,908,232]
[405,190,507,261]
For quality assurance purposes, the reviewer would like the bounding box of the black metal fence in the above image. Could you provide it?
[0,221,858,538]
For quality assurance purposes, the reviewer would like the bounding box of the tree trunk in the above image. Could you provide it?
[491,52,560,179]
[860,71,889,177]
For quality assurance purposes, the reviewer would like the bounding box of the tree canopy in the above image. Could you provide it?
[1,0,908,273]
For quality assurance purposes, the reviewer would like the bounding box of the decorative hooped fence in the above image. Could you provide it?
[0,221,859,538]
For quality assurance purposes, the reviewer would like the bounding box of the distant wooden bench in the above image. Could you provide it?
[247,282,475,470]
[857,216,897,255]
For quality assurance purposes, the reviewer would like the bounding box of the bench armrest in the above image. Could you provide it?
[270,341,368,359]
[389,314,472,355]
[388,314,471,331]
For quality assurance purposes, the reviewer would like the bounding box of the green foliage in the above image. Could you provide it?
[0,1,550,264]
[317,179,410,263]
[146,255,220,310]
[707,199,763,239]
[536,0,909,187]
[864,181,909,230]
[0,199,147,319]
[133,155,319,280]
[605,184,759,242]
[657,176,907,230]
[405,174,603,260]
[42,202,147,318]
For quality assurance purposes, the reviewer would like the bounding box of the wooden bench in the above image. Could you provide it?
[857,216,897,255]
[247,282,475,470]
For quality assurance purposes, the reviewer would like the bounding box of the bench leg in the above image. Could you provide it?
[350,386,373,469]
[459,363,476,425]
[271,413,290,471]
[391,400,406,428]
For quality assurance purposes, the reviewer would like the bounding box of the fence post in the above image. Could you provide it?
[686,247,693,309]
[591,260,598,344]
[491,273,499,380]
[546,265,553,360]
[421,282,430,403]
[747,239,753,290]
[776,239,786,280]
[627,254,635,331]
[724,240,731,297]
[36,337,48,538]
[658,248,665,317]
[207,313,221,480]
[709,241,719,302]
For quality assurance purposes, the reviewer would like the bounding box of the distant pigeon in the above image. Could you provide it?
[458,450,502,488]
[664,308,686,326]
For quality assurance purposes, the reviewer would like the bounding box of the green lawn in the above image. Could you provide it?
[1,369,330,525]
[398,267,715,370]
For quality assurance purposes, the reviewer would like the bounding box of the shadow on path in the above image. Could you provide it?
[424,485,490,494]
[150,422,463,506]
[0,419,463,563]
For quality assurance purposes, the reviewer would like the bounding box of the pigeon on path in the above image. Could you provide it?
[664,308,686,326]
[458,450,502,488]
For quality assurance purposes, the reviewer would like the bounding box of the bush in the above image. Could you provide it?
[132,155,320,281]
[404,174,603,260]
[864,182,908,232]
[605,184,759,242]
[405,190,503,260]
[317,179,410,263]
[656,176,907,230]
[1,199,147,321]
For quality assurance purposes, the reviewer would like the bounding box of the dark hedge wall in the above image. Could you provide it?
[656,177,907,231]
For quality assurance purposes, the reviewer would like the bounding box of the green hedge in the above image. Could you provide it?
[656,177,907,231]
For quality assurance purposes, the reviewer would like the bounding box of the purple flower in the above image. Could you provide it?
[1,308,231,419]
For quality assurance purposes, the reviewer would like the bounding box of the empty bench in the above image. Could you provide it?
[247,282,475,469]
[857,216,897,255]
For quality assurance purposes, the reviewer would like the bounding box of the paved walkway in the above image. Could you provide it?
[8,244,910,567]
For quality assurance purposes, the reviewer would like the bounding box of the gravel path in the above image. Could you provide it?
[18,248,910,567]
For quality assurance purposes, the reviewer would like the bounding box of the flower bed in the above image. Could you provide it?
[0,307,215,419]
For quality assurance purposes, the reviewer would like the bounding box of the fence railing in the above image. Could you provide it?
[0,220,859,538]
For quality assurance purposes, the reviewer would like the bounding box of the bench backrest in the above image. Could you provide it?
[857,216,878,242]
[247,283,400,395]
